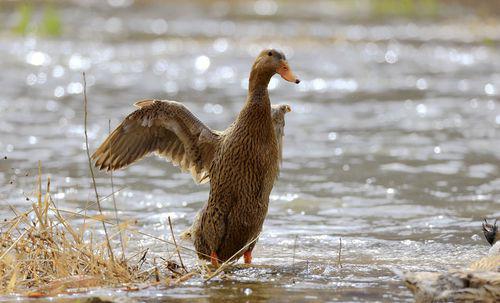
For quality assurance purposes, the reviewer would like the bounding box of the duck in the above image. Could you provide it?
[180,103,291,242]
[92,49,299,266]
[403,219,500,302]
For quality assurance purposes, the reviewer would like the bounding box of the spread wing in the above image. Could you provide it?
[271,104,291,166]
[92,99,220,184]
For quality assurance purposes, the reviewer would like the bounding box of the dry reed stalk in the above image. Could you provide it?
[168,216,187,273]
[109,119,125,261]
[175,271,197,284]
[37,161,42,210]
[2,214,25,237]
[338,237,343,268]
[82,72,114,262]
[292,234,298,273]
[1,208,31,230]
[0,229,29,261]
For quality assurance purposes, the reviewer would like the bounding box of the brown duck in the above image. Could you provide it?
[92,49,299,266]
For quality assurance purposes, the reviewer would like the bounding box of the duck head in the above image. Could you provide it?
[271,103,292,122]
[249,49,300,90]
[482,218,498,246]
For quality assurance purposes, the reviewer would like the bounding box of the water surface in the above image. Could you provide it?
[1,1,499,302]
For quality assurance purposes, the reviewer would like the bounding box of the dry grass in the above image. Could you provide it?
[0,169,196,297]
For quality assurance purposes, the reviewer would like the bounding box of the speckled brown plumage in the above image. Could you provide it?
[92,49,299,264]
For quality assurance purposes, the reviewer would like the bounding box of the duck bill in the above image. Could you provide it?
[277,61,300,84]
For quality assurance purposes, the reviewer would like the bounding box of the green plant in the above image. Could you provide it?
[40,5,62,37]
[13,3,33,35]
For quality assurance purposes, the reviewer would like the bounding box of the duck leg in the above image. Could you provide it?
[243,250,252,264]
[210,251,220,267]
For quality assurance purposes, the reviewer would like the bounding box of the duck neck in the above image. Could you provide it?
[247,68,273,107]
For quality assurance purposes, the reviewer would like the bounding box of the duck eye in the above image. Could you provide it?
[268,51,273,56]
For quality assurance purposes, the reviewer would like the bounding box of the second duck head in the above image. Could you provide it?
[482,219,498,246]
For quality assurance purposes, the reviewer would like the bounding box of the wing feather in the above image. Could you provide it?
[92,99,220,184]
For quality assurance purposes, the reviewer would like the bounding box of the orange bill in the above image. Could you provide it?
[276,60,300,84]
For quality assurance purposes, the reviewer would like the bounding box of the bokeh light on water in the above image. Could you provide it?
[0,0,500,301]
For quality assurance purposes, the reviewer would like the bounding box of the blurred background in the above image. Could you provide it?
[0,0,499,301]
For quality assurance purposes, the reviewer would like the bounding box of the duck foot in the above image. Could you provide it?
[210,251,220,267]
[244,251,252,264]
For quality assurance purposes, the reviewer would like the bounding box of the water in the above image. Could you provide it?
[1,1,499,302]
